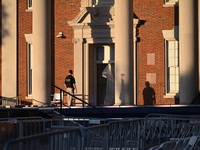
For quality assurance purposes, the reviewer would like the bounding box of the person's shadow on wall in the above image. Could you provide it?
[142,81,156,105]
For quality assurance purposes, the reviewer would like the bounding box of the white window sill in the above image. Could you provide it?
[26,95,33,99]
[164,93,179,98]
[26,7,33,12]
[163,2,178,7]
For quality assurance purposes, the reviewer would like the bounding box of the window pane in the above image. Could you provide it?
[27,43,33,95]
[168,58,175,66]
[28,0,32,7]
[168,41,174,49]
[96,47,104,60]
[110,46,114,60]
[168,49,174,57]
[95,0,114,4]
[167,39,179,93]
[175,49,178,57]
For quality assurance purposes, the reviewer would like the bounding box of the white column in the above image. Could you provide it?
[74,38,83,99]
[179,0,198,104]
[32,0,51,106]
[114,0,133,105]
[2,0,17,99]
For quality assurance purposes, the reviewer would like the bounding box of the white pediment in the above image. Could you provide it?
[68,6,114,27]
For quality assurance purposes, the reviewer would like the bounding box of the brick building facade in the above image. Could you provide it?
[1,0,199,106]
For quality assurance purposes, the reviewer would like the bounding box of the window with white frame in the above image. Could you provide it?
[166,40,179,94]
[27,43,33,95]
[96,45,114,63]
[26,0,32,12]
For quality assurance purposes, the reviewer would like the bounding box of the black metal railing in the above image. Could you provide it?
[52,85,111,117]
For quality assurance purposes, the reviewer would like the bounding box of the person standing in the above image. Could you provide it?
[64,70,77,106]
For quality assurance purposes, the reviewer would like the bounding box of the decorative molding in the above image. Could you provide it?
[72,38,86,44]
[24,34,33,43]
[81,0,89,7]
[68,6,114,26]
[162,26,179,40]
[81,0,93,8]
[89,6,114,22]
[163,0,179,7]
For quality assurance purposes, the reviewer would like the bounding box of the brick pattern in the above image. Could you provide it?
[53,0,80,92]
[18,0,32,104]
[134,0,176,105]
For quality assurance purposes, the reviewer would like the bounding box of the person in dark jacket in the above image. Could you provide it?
[64,70,77,106]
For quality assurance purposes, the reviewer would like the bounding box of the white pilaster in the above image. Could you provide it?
[114,0,133,105]
[73,38,83,99]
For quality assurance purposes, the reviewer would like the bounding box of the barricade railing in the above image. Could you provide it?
[84,124,109,149]
[3,128,82,150]
[50,116,124,128]
[149,135,200,150]
[108,119,143,149]
[4,113,200,149]
[49,125,109,149]
[51,116,88,127]
[0,117,45,150]
[143,113,200,149]
[50,118,143,149]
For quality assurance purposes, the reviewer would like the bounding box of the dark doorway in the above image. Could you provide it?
[97,64,107,106]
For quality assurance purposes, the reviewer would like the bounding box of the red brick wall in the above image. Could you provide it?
[134,0,177,105]
[18,0,32,104]
[53,0,80,93]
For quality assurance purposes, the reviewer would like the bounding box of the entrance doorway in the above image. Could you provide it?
[95,45,114,106]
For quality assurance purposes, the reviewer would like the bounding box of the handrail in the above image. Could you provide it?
[0,96,20,106]
[52,85,111,117]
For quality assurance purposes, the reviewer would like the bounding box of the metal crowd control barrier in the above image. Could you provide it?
[50,116,123,128]
[49,124,109,149]
[149,136,200,150]
[108,119,143,149]
[3,129,82,150]
[3,114,200,149]
[85,124,109,149]
[0,117,45,150]
[51,116,143,149]
[51,116,89,127]
[51,116,144,149]
[50,118,143,149]
[143,113,200,149]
